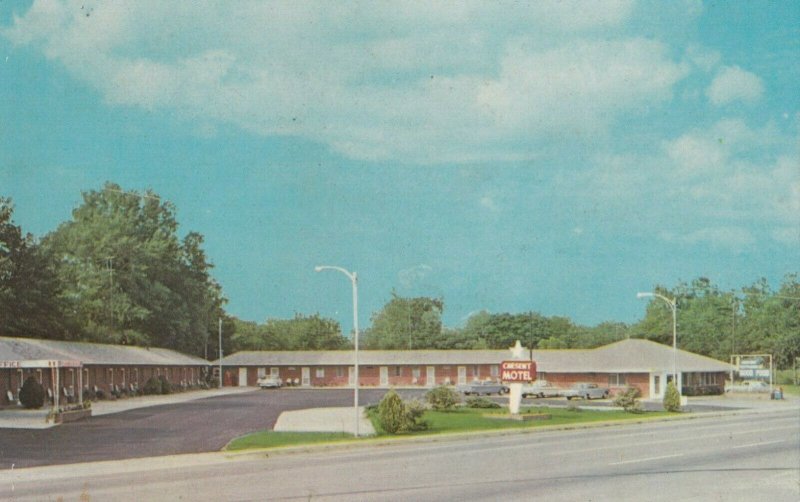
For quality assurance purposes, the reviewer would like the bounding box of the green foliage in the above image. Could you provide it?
[425,385,459,411]
[465,396,501,409]
[231,314,348,351]
[363,292,444,349]
[0,198,66,338]
[19,376,45,409]
[39,183,226,356]
[613,386,643,413]
[663,381,681,412]
[377,389,428,434]
[143,376,162,395]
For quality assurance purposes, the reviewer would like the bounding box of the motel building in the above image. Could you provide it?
[217,338,731,399]
[1,336,209,408]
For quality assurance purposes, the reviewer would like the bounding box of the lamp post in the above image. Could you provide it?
[315,265,360,437]
[637,292,679,395]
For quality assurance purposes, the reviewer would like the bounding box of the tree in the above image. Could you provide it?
[40,183,225,355]
[231,314,348,351]
[663,381,681,412]
[363,292,444,349]
[0,197,66,338]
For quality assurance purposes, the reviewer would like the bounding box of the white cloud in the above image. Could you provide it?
[706,66,764,106]
[398,264,433,289]
[660,227,756,249]
[3,0,686,163]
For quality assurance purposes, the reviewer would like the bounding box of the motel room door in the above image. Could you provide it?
[238,367,247,387]
[380,366,389,387]
[457,366,467,385]
[426,366,436,387]
[301,367,311,387]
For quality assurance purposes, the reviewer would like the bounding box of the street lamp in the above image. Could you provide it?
[637,291,679,395]
[315,265,360,437]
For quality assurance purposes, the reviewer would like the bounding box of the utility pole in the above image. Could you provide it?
[218,317,223,389]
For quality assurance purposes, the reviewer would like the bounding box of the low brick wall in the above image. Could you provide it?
[55,408,92,424]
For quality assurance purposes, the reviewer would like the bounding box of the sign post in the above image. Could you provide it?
[502,341,537,415]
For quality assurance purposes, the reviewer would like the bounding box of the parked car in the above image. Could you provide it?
[563,382,609,400]
[726,380,770,393]
[457,381,506,396]
[257,375,282,389]
[520,380,561,398]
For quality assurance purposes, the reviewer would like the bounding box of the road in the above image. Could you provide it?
[2,408,797,501]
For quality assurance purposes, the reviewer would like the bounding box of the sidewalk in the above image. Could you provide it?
[0,387,255,429]
[274,407,376,436]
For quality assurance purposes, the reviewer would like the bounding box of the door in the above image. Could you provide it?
[348,366,355,387]
[426,366,436,387]
[380,366,389,387]
[238,367,247,387]
[457,366,467,385]
[301,367,311,387]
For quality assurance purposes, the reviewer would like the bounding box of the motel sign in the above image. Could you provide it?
[501,360,536,383]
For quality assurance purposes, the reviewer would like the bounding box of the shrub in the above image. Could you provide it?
[566,402,582,412]
[95,388,106,400]
[465,396,501,409]
[426,385,459,411]
[19,377,45,409]
[377,390,428,434]
[158,375,172,395]
[143,377,162,395]
[663,381,681,412]
[613,386,643,413]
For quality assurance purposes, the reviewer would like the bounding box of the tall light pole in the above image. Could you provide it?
[315,265,360,437]
[637,291,679,395]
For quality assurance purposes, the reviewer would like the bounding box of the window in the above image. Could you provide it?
[335,367,344,378]
[472,365,480,377]
[412,367,421,379]
[258,367,267,378]
[394,366,402,377]
[315,368,325,378]
[271,367,280,378]
[490,365,499,377]
[608,373,626,386]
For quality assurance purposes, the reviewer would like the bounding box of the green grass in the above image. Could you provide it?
[370,406,672,436]
[225,406,673,451]
[226,431,353,451]
[779,384,799,396]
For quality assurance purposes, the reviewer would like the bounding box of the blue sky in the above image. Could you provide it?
[2,1,798,333]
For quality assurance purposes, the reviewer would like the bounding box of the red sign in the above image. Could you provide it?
[501,360,536,382]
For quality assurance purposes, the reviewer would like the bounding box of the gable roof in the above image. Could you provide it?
[216,338,732,373]
[0,337,208,366]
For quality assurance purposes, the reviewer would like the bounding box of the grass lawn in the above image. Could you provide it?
[226,431,353,451]
[369,406,673,436]
[225,406,674,451]
[779,384,799,395]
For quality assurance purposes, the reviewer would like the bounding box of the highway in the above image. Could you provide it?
[2,408,798,501]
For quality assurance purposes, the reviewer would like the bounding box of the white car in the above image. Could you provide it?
[520,380,561,398]
[563,382,609,400]
[726,380,769,393]
[257,375,282,389]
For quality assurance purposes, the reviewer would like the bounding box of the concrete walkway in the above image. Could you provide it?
[0,387,254,429]
[274,407,376,436]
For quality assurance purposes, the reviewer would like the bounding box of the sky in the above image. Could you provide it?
[1,1,798,334]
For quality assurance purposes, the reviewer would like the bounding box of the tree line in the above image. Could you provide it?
[2,185,797,366]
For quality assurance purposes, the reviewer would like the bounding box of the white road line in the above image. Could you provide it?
[731,440,786,449]
[610,453,683,465]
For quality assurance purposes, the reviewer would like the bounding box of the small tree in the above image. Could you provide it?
[158,375,172,395]
[426,385,459,411]
[143,376,161,395]
[378,390,407,433]
[613,386,643,413]
[377,390,428,434]
[19,376,45,409]
[663,381,681,412]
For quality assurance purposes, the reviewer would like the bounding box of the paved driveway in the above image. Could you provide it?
[0,388,398,469]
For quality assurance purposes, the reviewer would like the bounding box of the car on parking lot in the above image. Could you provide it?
[257,375,283,389]
[563,382,609,400]
[520,380,561,398]
[457,381,507,396]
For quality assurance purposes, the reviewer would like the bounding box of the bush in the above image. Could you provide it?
[158,375,172,395]
[613,386,643,413]
[465,396,501,409]
[143,377,162,395]
[426,385,459,411]
[19,377,46,409]
[663,381,681,412]
[377,390,428,434]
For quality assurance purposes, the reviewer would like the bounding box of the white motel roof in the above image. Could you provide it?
[0,336,209,367]
[217,339,732,373]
